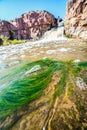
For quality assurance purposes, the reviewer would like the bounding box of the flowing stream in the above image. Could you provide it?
[0,27,87,92]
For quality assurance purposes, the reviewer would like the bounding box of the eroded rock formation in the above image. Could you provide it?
[0,11,57,40]
[65,0,87,40]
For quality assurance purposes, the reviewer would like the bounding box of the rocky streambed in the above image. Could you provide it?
[0,35,87,130]
[0,37,87,70]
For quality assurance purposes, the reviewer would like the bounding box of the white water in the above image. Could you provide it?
[0,27,68,63]
[37,27,68,43]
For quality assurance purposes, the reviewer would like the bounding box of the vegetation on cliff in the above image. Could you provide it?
[0,36,25,46]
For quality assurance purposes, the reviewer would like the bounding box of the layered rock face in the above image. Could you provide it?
[65,0,87,40]
[0,11,57,39]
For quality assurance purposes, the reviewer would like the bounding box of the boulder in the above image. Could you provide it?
[0,11,57,40]
[65,0,87,40]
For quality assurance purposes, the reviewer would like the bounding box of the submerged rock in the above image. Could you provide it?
[74,59,80,63]
[25,65,41,75]
[76,77,87,90]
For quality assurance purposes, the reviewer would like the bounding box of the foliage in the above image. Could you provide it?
[0,35,24,45]
[0,35,9,45]
[8,39,24,45]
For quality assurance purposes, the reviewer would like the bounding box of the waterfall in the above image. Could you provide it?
[36,24,67,44]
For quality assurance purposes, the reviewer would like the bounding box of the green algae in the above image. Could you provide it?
[0,59,62,119]
[0,59,87,120]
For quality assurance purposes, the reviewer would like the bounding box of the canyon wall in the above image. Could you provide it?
[65,0,87,40]
[0,11,57,40]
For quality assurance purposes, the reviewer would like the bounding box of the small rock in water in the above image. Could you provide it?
[46,50,56,54]
[59,48,71,52]
[76,77,87,90]
[43,127,45,130]
[25,65,41,75]
[74,59,80,63]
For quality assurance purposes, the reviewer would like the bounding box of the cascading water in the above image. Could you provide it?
[38,26,68,43]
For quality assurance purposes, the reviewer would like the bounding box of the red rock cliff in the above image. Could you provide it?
[0,10,57,39]
[65,0,87,40]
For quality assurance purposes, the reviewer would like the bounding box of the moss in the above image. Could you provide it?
[57,70,68,96]
[78,61,87,67]
[78,105,85,112]
[0,59,87,120]
[68,85,74,95]
[65,34,72,38]
[72,66,82,75]
[0,59,62,119]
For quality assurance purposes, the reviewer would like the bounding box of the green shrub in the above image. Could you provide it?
[8,39,23,44]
